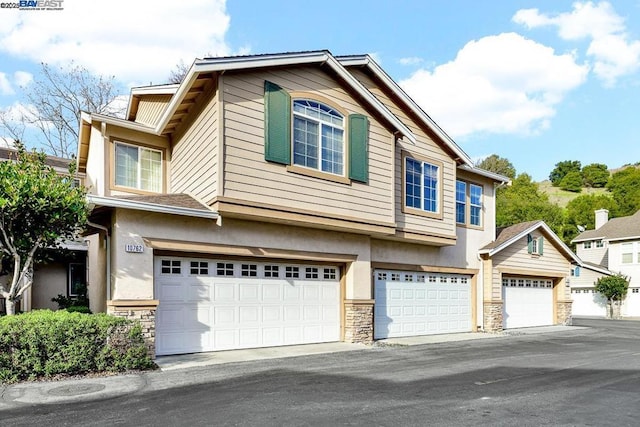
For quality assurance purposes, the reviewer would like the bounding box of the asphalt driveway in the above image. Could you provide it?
[3,318,640,426]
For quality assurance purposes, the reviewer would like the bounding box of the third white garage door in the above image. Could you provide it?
[374,270,472,339]
[154,257,341,356]
[502,277,554,329]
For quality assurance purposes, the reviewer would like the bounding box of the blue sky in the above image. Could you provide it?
[1,1,640,181]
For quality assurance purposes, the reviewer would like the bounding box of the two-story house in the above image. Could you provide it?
[45,51,576,357]
[572,209,640,317]
[0,146,87,314]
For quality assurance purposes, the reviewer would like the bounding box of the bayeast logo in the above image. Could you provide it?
[20,0,64,10]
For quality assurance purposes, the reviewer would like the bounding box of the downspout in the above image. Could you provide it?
[477,252,484,332]
[87,221,111,301]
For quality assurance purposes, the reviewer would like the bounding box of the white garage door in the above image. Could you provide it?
[571,288,607,317]
[374,270,472,339]
[623,288,640,317]
[155,257,341,356]
[502,277,554,329]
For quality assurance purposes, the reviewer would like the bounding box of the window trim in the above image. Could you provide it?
[111,139,165,194]
[68,262,86,297]
[291,98,346,176]
[401,151,444,219]
[621,242,634,264]
[455,179,484,229]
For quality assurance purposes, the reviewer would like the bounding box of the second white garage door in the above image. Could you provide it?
[374,270,472,339]
[155,257,341,356]
[502,277,554,329]
[571,288,607,317]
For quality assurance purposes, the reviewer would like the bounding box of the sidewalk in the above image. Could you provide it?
[0,325,586,410]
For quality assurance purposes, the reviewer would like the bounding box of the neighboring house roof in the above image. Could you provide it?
[573,210,640,243]
[86,194,218,220]
[480,220,582,264]
[580,261,614,276]
[0,146,73,172]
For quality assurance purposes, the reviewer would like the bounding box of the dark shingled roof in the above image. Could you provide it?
[115,193,211,212]
[481,220,543,251]
[573,210,640,242]
[0,146,72,170]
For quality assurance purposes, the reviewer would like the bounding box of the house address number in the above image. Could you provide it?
[125,244,144,253]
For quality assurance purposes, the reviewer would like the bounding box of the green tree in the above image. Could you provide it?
[549,160,582,186]
[564,194,618,244]
[606,166,640,216]
[496,173,564,234]
[559,170,583,192]
[594,274,629,319]
[0,144,88,315]
[582,163,609,188]
[475,154,516,179]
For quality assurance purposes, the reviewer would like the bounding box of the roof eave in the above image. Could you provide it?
[87,194,219,220]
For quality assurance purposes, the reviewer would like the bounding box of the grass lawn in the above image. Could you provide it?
[538,180,609,208]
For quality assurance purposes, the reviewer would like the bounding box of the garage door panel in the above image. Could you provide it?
[503,277,553,329]
[374,270,472,339]
[155,257,340,356]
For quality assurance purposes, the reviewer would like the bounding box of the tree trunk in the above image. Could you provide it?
[5,298,16,315]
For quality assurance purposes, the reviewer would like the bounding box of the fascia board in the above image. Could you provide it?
[87,195,218,220]
[338,55,472,166]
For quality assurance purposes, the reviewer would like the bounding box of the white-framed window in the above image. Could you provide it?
[292,99,344,176]
[596,240,604,248]
[190,261,208,275]
[115,142,162,192]
[456,179,483,227]
[584,241,592,249]
[455,180,466,224]
[405,157,440,213]
[161,259,181,275]
[622,243,633,264]
[527,234,544,256]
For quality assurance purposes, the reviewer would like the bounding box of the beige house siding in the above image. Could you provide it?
[170,88,220,203]
[348,69,458,238]
[571,267,605,288]
[219,68,395,225]
[134,95,172,127]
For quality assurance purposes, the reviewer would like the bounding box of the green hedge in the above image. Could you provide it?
[0,310,155,383]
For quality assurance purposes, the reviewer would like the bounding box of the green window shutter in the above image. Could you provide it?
[527,234,533,254]
[264,81,291,165]
[348,114,369,183]
[538,237,544,255]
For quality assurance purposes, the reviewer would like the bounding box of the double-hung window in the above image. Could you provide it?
[115,142,162,192]
[293,100,344,176]
[622,243,633,264]
[456,180,483,227]
[404,156,440,214]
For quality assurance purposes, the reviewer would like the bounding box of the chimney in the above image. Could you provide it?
[595,209,609,229]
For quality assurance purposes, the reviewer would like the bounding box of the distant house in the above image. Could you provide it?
[572,209,640,317]
[0,147,87,314]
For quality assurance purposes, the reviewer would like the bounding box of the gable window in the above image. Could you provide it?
[293,100,344,175]
[622,243,633,264]
[527,234,544,256]
[264,81,369,183]
[456,180,483,227]
[115,142,162,192]
[405,156,440,214]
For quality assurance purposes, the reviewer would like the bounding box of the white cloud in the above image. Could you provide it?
[400,33,588,139]
[513,1,640,86]
[0,0,231,85]
[13,71,33,87]
[0,73,14,95]
[399,56,423,66]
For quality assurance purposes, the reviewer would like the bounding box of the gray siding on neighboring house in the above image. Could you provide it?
[219,68,396,224]
[576,243,608,266]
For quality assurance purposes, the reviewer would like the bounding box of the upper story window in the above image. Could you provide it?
[596,240,604,248]
[584,241,592,249]
[293,100,344,176]
[527,234,544,256]
[456,180,483,227]
[264,81,369,184]
[622,242,633,264]
[405,156,440,214]
[115,142,162,192]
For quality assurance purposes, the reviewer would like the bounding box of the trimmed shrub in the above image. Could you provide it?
[0,310,155,383]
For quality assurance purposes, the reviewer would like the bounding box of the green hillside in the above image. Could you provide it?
[538,180,609,208]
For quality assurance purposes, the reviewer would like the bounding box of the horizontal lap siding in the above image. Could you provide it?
[348,70,456,237]
[493,232,571,274]
[171,91,218,204]
[135,95,172,126]
[221,69,394,224]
